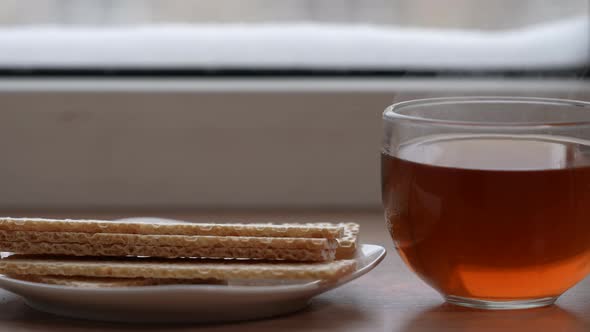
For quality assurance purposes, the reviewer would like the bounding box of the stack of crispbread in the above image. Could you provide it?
[0,218,359,287]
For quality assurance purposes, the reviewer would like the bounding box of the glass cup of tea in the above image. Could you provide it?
[381,97,590,310]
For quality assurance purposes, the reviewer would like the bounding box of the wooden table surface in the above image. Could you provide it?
[0,211,589,332]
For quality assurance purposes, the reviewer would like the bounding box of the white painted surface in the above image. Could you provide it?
[0,78,587,209]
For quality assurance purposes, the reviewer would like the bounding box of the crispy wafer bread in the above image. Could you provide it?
[0,255,356,281]
[0,231,337,250]
[335,223,360,259]
[0,241,334,261]
[0,224,356,253]
[0,218,358,260]
[0,218,343,239]
[9,275,227,287]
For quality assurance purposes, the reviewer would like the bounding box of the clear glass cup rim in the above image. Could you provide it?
[383,96,590,128]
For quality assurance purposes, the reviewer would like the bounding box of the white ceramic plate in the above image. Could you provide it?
[0,244,385,323]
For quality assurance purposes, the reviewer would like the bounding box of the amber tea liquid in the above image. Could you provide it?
[382,134,590,300]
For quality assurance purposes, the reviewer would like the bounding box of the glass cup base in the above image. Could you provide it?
[445,295,558,310]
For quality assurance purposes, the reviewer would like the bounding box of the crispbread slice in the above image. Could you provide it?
[9,275,227,287]
[0,218,343,239]
[0,231,337,250]
[335,223,360,259]
[0,255,357,281]
[0,241,335,261]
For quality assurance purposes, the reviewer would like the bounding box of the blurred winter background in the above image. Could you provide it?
[0,0,585,29]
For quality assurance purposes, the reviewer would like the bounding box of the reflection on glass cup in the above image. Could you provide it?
[381,97,590,309]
